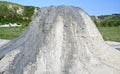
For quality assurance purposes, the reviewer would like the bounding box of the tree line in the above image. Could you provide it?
[95,20,120,27]
[92,14,120,27]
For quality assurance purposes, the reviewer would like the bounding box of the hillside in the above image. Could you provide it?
[98,14,120,20]
[91,14,120,27]
[0,1,39,26]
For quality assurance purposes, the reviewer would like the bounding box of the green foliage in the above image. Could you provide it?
[0,1,40,39]
[92,14,120,27]
[0,1,39,27]
[97,20,120,27]
[0,1,23,15]
[24,6,35,18]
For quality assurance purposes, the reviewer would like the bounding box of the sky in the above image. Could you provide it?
[3,0,120,16]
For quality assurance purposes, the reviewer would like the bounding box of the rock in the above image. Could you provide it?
[0,6,120,74]
[0,23,22,27]
[106,41,120,51]
[0,39,10,47]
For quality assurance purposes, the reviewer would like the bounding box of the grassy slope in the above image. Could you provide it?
[0,1,39,26]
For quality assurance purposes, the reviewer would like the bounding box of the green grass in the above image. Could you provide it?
[0,27,26,39]
[98,27,120,42]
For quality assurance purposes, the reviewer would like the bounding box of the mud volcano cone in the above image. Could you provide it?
[0,6,120,74]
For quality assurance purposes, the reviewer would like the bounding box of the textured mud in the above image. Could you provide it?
[0,6,120,74]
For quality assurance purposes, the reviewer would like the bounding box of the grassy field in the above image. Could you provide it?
[0,27,26,39]
[0,27,120,42]
[98,27,120,42]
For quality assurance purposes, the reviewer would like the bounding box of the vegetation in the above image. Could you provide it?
[98,14,120,20]
[0,1,37,39]
[0,1,39,27]
[98,27,120,42]
[0,27,26,39]
[92,14,120,27]
[97,20,120,27]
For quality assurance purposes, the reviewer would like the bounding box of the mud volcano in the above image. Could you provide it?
[0,6,120,74]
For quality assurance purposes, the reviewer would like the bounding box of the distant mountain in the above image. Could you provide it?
[0,1,39,26]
